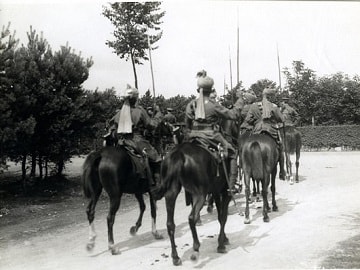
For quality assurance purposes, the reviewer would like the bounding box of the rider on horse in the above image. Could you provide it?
[279,96,300,127]
[185,70,244,194]
[110,84,163,185]
[239,91,258,133]
[242,86,286,179]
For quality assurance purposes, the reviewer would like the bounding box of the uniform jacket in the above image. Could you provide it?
[281,103,299,126]
[243,100,284,139]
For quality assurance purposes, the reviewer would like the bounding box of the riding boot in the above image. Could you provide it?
[142,149,155,186]
[229,157,238,194]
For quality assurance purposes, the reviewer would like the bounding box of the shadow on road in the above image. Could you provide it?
[320,212,360,269]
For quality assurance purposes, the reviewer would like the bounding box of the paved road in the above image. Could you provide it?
[1,151,360,269]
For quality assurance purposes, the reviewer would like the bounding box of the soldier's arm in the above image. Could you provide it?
[214,98,244,120]
[243,104,258,125]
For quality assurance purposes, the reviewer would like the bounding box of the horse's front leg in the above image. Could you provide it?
[108,195,121,255]
[148,193,163,239]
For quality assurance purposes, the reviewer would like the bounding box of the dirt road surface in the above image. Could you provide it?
[1,152,360,269]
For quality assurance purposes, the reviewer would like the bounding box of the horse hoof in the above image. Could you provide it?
[190,251,199,261]
[109,245,121,255]
[173,257,182,266]
[263,216,270,223]
[130,226,137,236]
[86,242,95,252]
[273,206,278,212]
[207,206,213,213]
[152,231,164,240]
[217,246,227,254]
[244,218,251,224]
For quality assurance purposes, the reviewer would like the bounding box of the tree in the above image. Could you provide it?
[0,23,19,172]
[102,2,165,88]
[283,60,317,126]
[248,79,277,99]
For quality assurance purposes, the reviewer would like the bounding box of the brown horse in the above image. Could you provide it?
[279,126,302,183]
[241,133,279,224]
[82,146,163,255]
[153,142,232,266]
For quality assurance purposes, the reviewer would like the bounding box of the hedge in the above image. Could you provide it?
[297,125,360,150]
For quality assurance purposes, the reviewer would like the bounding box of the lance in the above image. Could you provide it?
[277,43,282,92]
[147,35,156,109]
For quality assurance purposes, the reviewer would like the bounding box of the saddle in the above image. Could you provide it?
[189,137,223,163]
[117,140,148,180]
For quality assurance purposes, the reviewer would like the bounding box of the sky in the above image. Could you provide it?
[1,1,360,98]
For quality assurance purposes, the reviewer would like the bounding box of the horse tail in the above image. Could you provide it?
[152,150,185,200]
[248,141,264,180]
[284,127,301,154]
[82,150,102,198]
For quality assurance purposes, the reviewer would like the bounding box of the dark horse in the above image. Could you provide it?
[82,146,163,255]
[238,129,263,200]
[241,133,279,224]
[154,142,232,266]
[279,126,302,183]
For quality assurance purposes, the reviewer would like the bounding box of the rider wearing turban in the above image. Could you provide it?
[239,91,258,133]
[279,96,300,127]
[185,70,244,194]
[110,84,163,185]
[242,86,286,179]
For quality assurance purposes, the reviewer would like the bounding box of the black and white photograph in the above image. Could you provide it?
[1,1,360,269]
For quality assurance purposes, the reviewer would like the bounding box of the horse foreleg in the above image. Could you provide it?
[130,193,146,236]
[252,178,257,197]
[165,187,181,266]
[107,195,121,255]
[188,194,206,261]
[148,193,163,239]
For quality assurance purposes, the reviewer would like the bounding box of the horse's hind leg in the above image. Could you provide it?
[188,194,206,261]
[165,184,182,266]
[214,192,232,253]
[107,194,122,255]
[86,188,102,252]
[130,193,146,236]
[262,176,270,222]
[295,150,300,183]
[148,192,163,239]
[244,173,251,224]
[270,167,278,212]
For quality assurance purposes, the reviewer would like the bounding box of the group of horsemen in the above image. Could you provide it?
[104,70,300,194]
